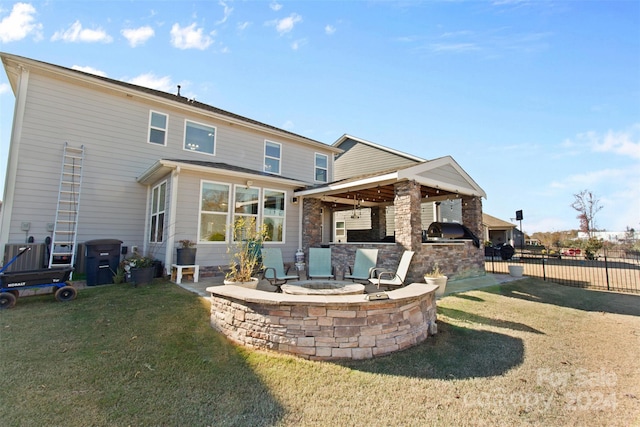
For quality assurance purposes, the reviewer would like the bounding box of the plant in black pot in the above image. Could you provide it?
[122,254,157,287]
[176,239,197,265]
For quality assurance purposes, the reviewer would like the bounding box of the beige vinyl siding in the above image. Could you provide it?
[415,164,474,193]
[5,68,323,262]
[334,140,419,180]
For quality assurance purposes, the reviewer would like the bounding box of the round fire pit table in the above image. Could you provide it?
[281,280,365,295]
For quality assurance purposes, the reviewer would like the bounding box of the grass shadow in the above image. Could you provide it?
[485,278,640,316]
[0,282,285,427]
[340,319,524,380]
[438,305,544,334]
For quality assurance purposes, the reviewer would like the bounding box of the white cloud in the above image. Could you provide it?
[564,124,640,160]
[71,65,107,77]
[268,13,302,35]
[325,25,336,35]
[430,42,480,53]
[0,82,10,94]
[270,2,283,12]
[237,21,250,31]
[51,20,113,43]
[170,23,213,50]
[127,73,177,93]
[216,1,233,25]
[121,26,154,47]
[291,38,307,50]
[0,2,43,43]
[282,120,294,130]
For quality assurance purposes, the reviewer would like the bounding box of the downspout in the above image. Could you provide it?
[165,166,180,269]
[0,66,29,251]
[142,185,151,256]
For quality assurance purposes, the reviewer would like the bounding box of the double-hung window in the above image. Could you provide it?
[199,182,230,242]
[150,181,166,242]
[185,120,215,155]
[263,190,285,242]
[264,141,281,174]
[315,153,328,182]
[148,111,167,145]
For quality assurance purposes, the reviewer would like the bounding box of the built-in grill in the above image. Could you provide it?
[424,222,481,247]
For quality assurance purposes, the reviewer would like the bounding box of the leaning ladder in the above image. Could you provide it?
[49,143,85,273]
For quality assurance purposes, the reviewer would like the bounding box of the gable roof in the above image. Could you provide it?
[483,213,516,229]
[1,52,341,154]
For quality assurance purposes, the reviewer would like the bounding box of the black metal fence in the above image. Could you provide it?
[485,248,640,294]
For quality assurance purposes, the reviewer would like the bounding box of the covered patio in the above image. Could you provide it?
[295,156,487,284]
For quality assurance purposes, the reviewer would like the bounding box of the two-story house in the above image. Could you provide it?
[1,52,487,283]
[0,52,340,275]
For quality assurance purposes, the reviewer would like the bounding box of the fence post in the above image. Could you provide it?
[604,247,610,291]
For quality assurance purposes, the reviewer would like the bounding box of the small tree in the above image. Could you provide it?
[570,190,603,238]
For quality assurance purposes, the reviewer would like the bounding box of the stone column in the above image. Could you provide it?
[302,197,323,251]
[394,180,422,251]
[370,206,386,241]
[461,196,483,239]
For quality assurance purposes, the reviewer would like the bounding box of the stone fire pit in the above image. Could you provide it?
[281,280,365,295]
[207,283,439,360]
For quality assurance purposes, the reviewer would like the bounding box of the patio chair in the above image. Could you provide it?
[344,248,378,282]
[307,247,334,279]
[368,250,415,290]
[261,248,299,292]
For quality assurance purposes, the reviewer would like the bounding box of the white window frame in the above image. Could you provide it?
[148,111,168,146]
[198,180,231,244]
[315,153,328,183]
[184,120,216,155]
[150,181,167,243]
[264,140,282,175]
[263,188,286,243]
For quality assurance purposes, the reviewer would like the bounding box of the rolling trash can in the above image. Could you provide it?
[85,239,122,286]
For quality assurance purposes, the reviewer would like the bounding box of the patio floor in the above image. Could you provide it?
[175,272,525,298]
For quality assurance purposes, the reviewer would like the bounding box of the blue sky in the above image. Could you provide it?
[0,0,638,234]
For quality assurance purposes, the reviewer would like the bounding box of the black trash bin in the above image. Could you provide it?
[85,239,123,286]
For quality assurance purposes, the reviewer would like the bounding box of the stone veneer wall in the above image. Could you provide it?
[209,284,438,360]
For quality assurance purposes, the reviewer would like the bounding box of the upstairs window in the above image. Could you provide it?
[264,140,281,174]
[184,120,215,155]
[315,153,328,182]
[150,181,166,242]
[148,111,167,145]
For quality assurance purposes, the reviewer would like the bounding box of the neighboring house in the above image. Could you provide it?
[482,213,517,246]
[0,52,340,273]
[1,53,487,282]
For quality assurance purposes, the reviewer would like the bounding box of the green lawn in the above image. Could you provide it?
[1,279,639,426]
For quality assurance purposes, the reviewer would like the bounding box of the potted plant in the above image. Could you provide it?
[424,263,448,297]
[122,254,157,286]
[223,217,267,289]
[176,239,197,265]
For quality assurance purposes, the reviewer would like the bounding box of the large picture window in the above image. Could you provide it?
[150,181,166,242]
[315,153,328,182]
[199,182,230,242]
[263,189,285,242]
[185,120,215,155]
[148,111,167,145]
[264,140,281,174]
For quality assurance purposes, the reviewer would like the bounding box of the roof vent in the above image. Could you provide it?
[177,85,181,97]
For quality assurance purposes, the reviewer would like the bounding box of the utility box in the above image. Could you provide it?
[85,239,122,286]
